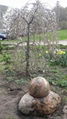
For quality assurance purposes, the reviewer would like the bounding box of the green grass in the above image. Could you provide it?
[58,29,67,40]
[30,30,67,41]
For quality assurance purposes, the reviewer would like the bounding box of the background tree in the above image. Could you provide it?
[0,5,8,32]
[4,8,21,39]
[54,1,67,29]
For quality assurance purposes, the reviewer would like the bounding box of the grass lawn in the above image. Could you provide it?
[58,29,67,40]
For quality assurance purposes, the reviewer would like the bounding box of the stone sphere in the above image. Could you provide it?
[29,77,50,98]
[19,93,35,115]
[35,91,61,115]
[18,91,61,115]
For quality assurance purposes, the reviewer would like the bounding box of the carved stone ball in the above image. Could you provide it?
[29,77,50,98]
[35,91,61,115]
[18,91,61,115]
[19,93,35,115]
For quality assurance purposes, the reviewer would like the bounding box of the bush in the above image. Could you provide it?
[50,50,67,67]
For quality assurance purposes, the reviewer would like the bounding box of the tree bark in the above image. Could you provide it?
[26,24,30,76]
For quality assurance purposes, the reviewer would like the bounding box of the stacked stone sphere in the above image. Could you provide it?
[18,77,61,115]
[29,77,50,98]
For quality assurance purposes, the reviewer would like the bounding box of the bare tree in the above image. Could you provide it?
[20,1,39,76]
[3,0,58,77]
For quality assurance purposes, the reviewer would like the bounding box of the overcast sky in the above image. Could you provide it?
[0,0,67,9]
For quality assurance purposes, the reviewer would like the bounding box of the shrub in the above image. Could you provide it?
[50,50,67,67]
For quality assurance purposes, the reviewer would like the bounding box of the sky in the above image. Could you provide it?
[0,0,67,9]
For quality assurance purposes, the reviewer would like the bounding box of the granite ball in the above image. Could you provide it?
[29,77,50,98]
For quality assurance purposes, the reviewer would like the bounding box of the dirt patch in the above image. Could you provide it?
[0,75,27,119]
[0,75,66,119]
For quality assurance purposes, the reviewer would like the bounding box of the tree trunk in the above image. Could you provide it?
[26,24,30,77]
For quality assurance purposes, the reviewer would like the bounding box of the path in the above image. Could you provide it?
[58,40,67,45]
[2,40,67,48]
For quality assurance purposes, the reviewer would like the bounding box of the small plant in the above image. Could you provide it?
[0,54,3,62]
[48,79,67,87]
[56,50,66,55]
[0,42,3,53]
[3,53,11,64]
